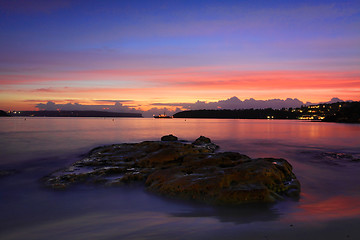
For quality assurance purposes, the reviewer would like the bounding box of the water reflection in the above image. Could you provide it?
[171,203,280,224]
[1,118,360,239]
[292,195,360,221]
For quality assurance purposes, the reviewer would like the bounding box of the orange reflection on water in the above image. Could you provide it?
[293,195,360,221]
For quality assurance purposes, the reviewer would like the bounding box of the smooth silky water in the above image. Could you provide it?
[1,117,360,240]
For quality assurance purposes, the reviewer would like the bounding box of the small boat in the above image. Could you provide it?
[153,113,173,118]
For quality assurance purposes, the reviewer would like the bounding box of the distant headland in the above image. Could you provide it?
[1,101,359,123]
[0,110,9,117]
[173,101,360,123]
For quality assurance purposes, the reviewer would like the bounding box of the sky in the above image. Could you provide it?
[0,0,359,115]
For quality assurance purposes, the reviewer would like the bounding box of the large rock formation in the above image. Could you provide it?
[43,135,300,205]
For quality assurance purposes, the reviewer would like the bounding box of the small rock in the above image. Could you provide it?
[192,136,211,145]
[161,134,178,141]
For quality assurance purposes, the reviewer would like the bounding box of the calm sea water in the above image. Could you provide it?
[1,117,360,240]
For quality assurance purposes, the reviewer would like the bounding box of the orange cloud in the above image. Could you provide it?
[1,67,359,110]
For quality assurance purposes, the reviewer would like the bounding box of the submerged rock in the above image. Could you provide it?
[320,152,360,162]
[0,169,17,178]
[306,151,360,166]
[43,135,300,205]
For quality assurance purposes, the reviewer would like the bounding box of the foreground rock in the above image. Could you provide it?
[43,135,300,205]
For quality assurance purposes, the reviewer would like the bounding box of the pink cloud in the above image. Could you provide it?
[2,67,359,110]
[2,68,359,92]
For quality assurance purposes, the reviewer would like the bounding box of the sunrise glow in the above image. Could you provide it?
[1,0,359,114]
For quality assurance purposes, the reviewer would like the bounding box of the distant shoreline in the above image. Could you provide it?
[173,101,360,123]
[4,110,143,118]
[1,101,359,123]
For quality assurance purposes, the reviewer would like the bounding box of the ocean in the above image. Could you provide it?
[1,117,360,240]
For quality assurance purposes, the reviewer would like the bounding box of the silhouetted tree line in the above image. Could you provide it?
[173,108,299,119]
[173,101,360,123]
[323,102,360,123]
